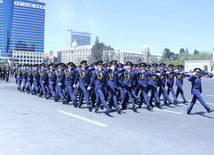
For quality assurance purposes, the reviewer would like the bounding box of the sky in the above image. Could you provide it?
[42,0,214,55]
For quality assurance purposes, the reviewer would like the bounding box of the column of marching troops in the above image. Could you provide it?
[0,64,12,82]
[11,60,214,114]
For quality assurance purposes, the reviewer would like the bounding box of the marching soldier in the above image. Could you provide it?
[63,62,77,104]
[87,61,112,113]
[32,64,40,95]
[148,63,161,107]
[117,63,125,102]
[107,60,123,111]
[167,64,179,103]
[55,63,65,102]
[38,63,48,97]
[21,64,28,92]
[26,64,33,94]
[5,64,10,82]
[158,63,173,104]
[175,65,190,103]
[187,68,214,114]
[15,64,22,91]
[77,60,94,108]
[121,61,141,110]
[46,63,57,100]
[138,63,151,108]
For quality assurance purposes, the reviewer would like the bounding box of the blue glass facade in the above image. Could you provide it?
[0,0,45,60]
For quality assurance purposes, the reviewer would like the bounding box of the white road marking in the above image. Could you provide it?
[153,108,183,115]
[58,110,107,127]
[206,95,214,97]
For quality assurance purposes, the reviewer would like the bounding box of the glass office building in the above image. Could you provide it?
[70,30,91,46]
[0,0,45,63]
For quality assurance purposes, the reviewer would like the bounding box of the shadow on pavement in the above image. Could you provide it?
[193,111,214,119]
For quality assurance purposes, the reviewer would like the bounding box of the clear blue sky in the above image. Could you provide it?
[42,0,214,55]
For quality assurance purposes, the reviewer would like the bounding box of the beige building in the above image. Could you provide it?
[57,40,92,64]
[58,43,162,65]
[103,45,162,64]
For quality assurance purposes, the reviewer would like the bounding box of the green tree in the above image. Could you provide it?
[89,37,114,64]
[179,48,185,54]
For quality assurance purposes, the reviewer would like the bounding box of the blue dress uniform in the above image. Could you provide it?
[175,65,190,102]
[121,61,141,109]
[88,61,112,113]
[32,64,40,95]
[55,63,65,102]
[158,63,173,104]
[21,64,28,92]
[46,64,57,99]
[117,63,125,102]
[104,63,111,101]
[167,64,178,103]
[89,64,96,107]
[107,60,124,110]
[39,63,48,97]
[64,62,78,104]
[137,63,151,108]
[187,68,213,114]
[15,65,22,91]
[78,60,94,107]
[148,63,161,106]
[132,64,138,94]
[26,65,33,93]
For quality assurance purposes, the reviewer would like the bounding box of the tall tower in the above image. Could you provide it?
[141,44,150,62]
[0,0,45,61]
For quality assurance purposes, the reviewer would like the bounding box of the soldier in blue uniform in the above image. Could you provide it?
[26,64,33,94]
[88,61,112,113]
[15,64,22,91]
[158,63,173,104]
[117,63,125,102]
[121,61,141,110]
[88,63,96,107]
[21,64,28,92]
[32,64,40,95]
[77,60,94,108]
[175,65,189,103]
[148,63,161,107]
[38,63,48,97]
[107,60,123,111]
[63,62,78,104]
[46,63,57,100]
[167,64,179,103]
[187,68,214,114]
[138,62,152,108]
[55,63,65,102]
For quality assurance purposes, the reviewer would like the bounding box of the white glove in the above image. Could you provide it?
[42,81,45,83]
[166,72,170,74]
[95,66,97,69]
[156,73,161,76]
[87,86,91,90]
[73,84,76,88]
[58,82,62,86]
[123,66,127,70]
[141,70,145,73]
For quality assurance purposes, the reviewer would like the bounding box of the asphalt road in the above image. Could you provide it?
[0,77,214,155]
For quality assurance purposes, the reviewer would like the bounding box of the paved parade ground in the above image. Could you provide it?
[0,78,214,155]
